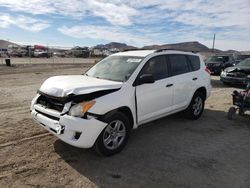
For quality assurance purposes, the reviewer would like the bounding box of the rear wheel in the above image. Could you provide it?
[94,112,131,156]
[185,91,205,120]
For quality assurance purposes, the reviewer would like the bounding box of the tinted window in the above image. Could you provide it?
[187,55,200,71]
[140,56,168,80]
[207,56,229,63]
[169,55,190,76]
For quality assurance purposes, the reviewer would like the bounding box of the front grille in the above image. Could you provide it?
[227,73,246,78]
[227,73,237,78]
[37,95,65,112]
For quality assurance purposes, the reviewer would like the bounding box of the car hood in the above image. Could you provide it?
[39,75,123,97]
[224,66,250,74]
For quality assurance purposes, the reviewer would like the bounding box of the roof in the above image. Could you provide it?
[112,50,155,57]
[111,49,198,57]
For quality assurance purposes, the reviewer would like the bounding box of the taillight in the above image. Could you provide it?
[205,66,211,74]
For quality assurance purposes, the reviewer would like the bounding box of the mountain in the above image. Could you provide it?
[94,41,217,52]
[93,41,223,53]
[93,42,137,51]
[0,39,19,49]
[0,39,235,53]
[142,41,221,52]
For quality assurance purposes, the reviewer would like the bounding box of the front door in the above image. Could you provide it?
[136,55,173,124]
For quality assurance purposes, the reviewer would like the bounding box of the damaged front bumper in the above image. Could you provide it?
[31,104,107,148]
[220,75,247,84]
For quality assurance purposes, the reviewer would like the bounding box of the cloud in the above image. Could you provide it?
[0,14,13,28]
[0,0,138,26]
[1,0,249,28]
[58,25,156,46]
[127,0,250,28]
[0,0,250,50]
[0,14,50,32]
[86,1,138,26]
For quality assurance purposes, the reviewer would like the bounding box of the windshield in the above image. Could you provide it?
[237,59,250,67]
[207,56,229,63]
[85,56,143,82]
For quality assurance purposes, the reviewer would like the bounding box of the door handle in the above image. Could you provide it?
[192,77,198,81]
[166,84,173,87]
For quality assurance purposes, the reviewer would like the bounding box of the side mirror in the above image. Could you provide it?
[137,74,155,85]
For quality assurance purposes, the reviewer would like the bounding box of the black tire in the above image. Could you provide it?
[228,107,237,120]
[185,91,205,120]
[94,112,131,156]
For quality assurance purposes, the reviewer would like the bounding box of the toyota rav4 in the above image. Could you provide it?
[31,50,211,156]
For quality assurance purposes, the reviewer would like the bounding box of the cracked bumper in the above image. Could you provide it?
[31,109,107,148]
[220,76,246,84]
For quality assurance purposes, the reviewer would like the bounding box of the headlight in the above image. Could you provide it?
[221,71,226,77]
[68,100,96,117]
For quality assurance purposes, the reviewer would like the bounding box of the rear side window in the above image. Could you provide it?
[168,54,190,76]
[140,56,168,81]
[187,55,200,71]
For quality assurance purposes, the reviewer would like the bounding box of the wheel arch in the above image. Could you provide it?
[102,106,134,129]
[195,86,207,99]
[187,86,207,108]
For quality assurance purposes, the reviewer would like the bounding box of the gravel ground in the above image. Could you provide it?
[0,57,98,65]
[0,63,249,188]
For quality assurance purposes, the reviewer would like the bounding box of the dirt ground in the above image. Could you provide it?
[0,63,249,188]
[0,57,98,65]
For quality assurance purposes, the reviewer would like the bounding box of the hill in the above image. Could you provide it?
[142,41,219,52]
[0,39,231,53]
[94,42,137,51]
[0,40,19,49]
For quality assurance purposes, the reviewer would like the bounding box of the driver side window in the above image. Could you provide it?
[140,56,168,81]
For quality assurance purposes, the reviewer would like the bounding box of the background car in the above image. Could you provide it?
[220,58,250,85]
[205,54,236,75]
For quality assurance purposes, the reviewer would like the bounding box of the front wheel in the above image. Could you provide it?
[185,92,205,120]
[94,112,131,156]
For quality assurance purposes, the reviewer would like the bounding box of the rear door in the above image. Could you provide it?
[167,54,195,110]
[136,55,173,124]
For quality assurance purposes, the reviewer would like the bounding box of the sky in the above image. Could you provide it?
[0,0,249,51]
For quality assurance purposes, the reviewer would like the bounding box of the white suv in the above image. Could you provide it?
[31,50,211,155]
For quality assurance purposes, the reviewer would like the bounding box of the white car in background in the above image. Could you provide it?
[33,49,49,58]
[31,50,211,156]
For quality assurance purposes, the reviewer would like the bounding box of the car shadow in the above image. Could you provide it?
[54,109,250,188]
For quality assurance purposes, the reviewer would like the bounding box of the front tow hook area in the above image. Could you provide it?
[55,124,65,135]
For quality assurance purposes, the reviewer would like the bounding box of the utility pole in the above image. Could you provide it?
[212,33,216,52]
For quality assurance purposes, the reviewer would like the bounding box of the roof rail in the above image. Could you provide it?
[154,48,199,53]
[122,48,141,52]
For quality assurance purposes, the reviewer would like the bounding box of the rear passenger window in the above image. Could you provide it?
[187,55,200,71]
[169,55,190,76]
[140,56,168,81]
